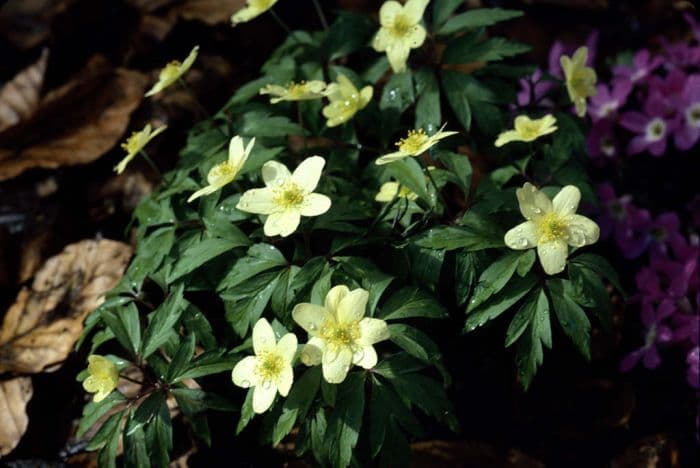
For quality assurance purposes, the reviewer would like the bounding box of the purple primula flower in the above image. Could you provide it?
[516,68,556,107]
[589,79,632,121]
[619,93,676,157]
[661,39,700,70]
[648,212,687,256]
[673,74,700,151]
[588,119,618,162]
[613,49,663,84]
[687,346,699,389]
[621,299,675,371]
[616,205,653,258]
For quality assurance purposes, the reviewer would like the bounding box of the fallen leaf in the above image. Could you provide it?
[18,229,50,284]
[174,0,246,25]
[0,56,147,181]
[610,434,680,468]
[0,0,74,49]
[411,440,544,468]
[0,377,33,457]
[0,239,132,374]
[0,49,49,133]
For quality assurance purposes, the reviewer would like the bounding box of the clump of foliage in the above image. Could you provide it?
[76,1,621,466]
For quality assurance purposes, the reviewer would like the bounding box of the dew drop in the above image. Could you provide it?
[533,207,542,214]
[519,238,529,248]
[309,323,317,331]
[262,380,272,390]
[241,379,251,388]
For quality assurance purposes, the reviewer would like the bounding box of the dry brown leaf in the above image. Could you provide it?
[18,229,51,284]
[0,49,49,133]
[0,377,33,457]
[0,56,147,181]
[175,0,246,25]
[0,0,74,49]
[0,239,132,374]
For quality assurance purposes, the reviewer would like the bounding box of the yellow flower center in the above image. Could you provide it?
[686,104,700,127]
[274,183,306,209]
[287,81,308,98]
[569,69,594,97]
[321,321,360,347]
[121,131,144,154]
[645,118,666,142]
[208,161,237,185]
[390,14,415,37]
[397,129,428,154]
[160,61,183,81]
[398,186,414,198]
[255,351,284,381]
[535,212,569,243]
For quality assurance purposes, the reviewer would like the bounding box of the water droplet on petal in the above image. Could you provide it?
[262,380,272,390]
[241,379,251,388]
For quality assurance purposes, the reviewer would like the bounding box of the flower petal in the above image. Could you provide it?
[358,317,390,345]
[253,318,276,354]
[325,285,350,313]
[322,347,353,384]
[228,135,247,169]
[372,27,392,52]
[292,303,333,335]
[300,193,331,217]
[405,23,426,48]
[338,288,369,323]
[353,345,378,369]
[275,333,298,364]
[262,160,291,187]
[386,43,410,73]
[494,130,522,147]
[552,185,581,215]
[566,214,600,247]
[252,383,277,413]
[292,156,325,192]
[300,338,325,366]
[379,1,403,26]
[232,356,258,388]
[403,0,430,22]
[375,151,408,165]
[516,182,552,220]
[264,210,301,237]
[276,365,294,397]
[537,240,568,275]
[236,188,276,214]
[504,221,538,250]
[187,185,218,203]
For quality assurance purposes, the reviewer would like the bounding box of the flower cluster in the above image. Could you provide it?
[232,286,389,413]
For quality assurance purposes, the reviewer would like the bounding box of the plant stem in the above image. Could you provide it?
[421,158,451,213]
[139,150,162,178]
[312,0,329,30]
[269,8,292,35]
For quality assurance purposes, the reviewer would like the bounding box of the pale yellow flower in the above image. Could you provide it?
[145,46,199,97]
[372,0,429,73]
[260,80,327,104]
[560,47,597,117]
[231,318,297,414]
[231,0,278,25]
[504,183,600,275]
[188,135,255,202]
[114,123,167,174]
[292,285,390,384]
[494,114,557,147]
[375,181,417,202]
[236,156,331,237]
[82,355,119,403]
[322,74,373,128]
[375,124,457,165]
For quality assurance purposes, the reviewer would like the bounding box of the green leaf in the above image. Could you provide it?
[239,111,304,137]
[165,333,196,382]
[322,12,375,60]
[126,227,175,289]
[218,243,287,291]
[443,36,531,64]
[379,71,415,113]
[141,284,186,358]
[225,76,277,107]
[505,288,544,347]
[170,388,235,415]
[145,395,172,468]
[441,71,472,130]
[96,412,123,468]
[437,151,471,195]
[223,271,281,336]
[182,302,216,350]
[465,273,537,332]
[202,213,250,244]
[169,238,247,282]
[386,157,430,204]
[432,0,464,28]
[514,291,551,389]
[570,253,624,296]
[374,353,428,380]
[454,251,483,307]
[174,350,239,382]
[235,389,254,435]
[547,279,591,360]
[272,367,322,445]
[86,411,123,451]
[438,8,523,35]
[568,263,613,331]
[101,303,141,356]
[388,324,442,364]
[383,372,458,431]
[124,413,150,468]
[467,251,527,312]
[516,250,536,276]
[131,392,165,435]
[77,392,126,439]
[326,373,366,468]
[335,257,394,314]
[414,68,441,134]
[379,286,447,320]
[412,214,503,251]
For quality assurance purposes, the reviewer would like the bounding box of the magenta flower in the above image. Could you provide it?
[613,49,663,84]
[587,119,618,161]
[673,74,700,151]
[589,80,632,121]
[516,69,555,107]
[687,346,699,389]
[621,300,675,371]
[619,93,676,156]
